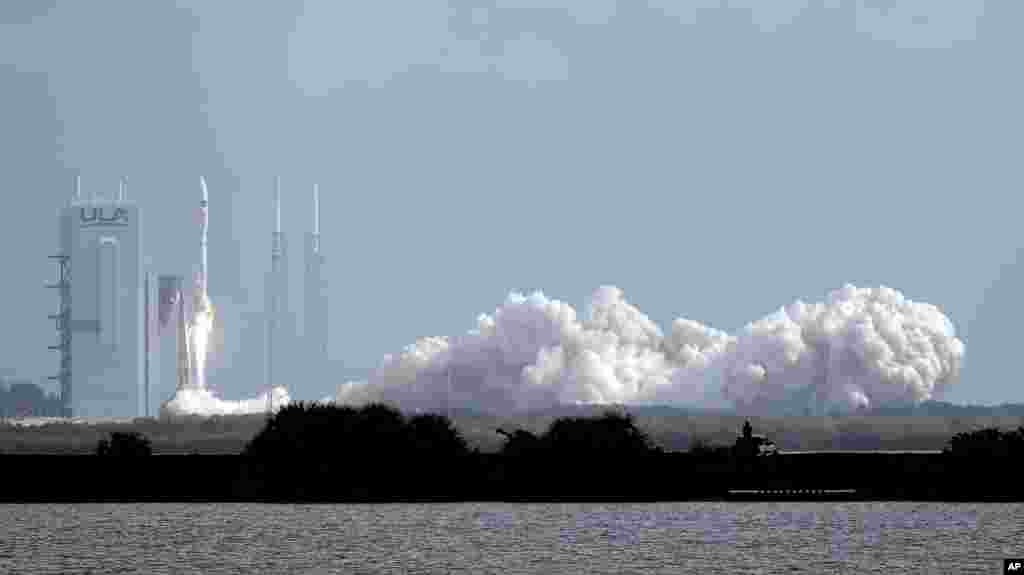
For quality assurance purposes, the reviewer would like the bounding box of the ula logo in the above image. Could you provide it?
[80,207,129,227]
[1006,559,1023,573]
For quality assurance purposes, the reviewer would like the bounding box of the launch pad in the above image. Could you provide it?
[48,174,324,418]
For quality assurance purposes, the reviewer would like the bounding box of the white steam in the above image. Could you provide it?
[334,285,964,414]
[160,288,293,418]
[162,386,291,418]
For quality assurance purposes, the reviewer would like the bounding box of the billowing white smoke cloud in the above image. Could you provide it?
[161,386,291,418]
[335,285,964,414]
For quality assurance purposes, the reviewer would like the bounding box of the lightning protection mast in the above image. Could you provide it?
[267,176,283,415]
[304,183,328,382]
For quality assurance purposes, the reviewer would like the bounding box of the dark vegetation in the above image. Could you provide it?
[238,403,475,498]
[494,411,659,457]
[4,405,1024,502]
[238,404,667,500]
[2,403,1024,501]
[95,431,152,456]
[944,426,1024,457]
[245,403,469,459]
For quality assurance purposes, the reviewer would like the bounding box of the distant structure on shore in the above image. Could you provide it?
[49,176,143,418]
[44,173,326,419]
[304,183,328,392]
[265,178,329,411]
[265,177,290,411]
[0,377,63,417]
[734,420,777,457]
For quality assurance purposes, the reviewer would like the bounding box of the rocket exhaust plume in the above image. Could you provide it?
[332,284,964,415]
[161,178,290,417]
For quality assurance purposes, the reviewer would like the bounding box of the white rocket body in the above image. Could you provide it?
[198,176,209,298]
[267,178,283,397]
[190,176,212,322]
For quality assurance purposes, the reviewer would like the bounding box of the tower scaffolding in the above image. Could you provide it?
[47,253,72,417]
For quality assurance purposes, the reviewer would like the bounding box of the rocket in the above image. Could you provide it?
[266,176,283,398]
[199,176,209,296]
[178,177,215,392]
[193,177,212,318]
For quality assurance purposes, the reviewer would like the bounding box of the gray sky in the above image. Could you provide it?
[1,0,1021,405]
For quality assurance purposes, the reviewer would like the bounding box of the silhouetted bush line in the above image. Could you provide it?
[2,408,1024,502]
[944,426,1024,457]
[95,431,152,456]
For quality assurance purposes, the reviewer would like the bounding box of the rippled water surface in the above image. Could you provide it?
[1,502,1021,574]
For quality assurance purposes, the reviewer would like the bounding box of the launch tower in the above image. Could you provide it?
[51,176,144,417]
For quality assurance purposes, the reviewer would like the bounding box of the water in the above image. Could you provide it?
[1,502,1020,574]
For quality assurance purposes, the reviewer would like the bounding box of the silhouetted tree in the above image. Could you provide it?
[244,403,469,460]
[96,431,152,456]
[492,411,660,494]
[945,427,1024,457]
[240,402,475,497]
[408,413,469,457]
[496,428,542,457]
[353,403,409,458]
[540,411,657,455]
